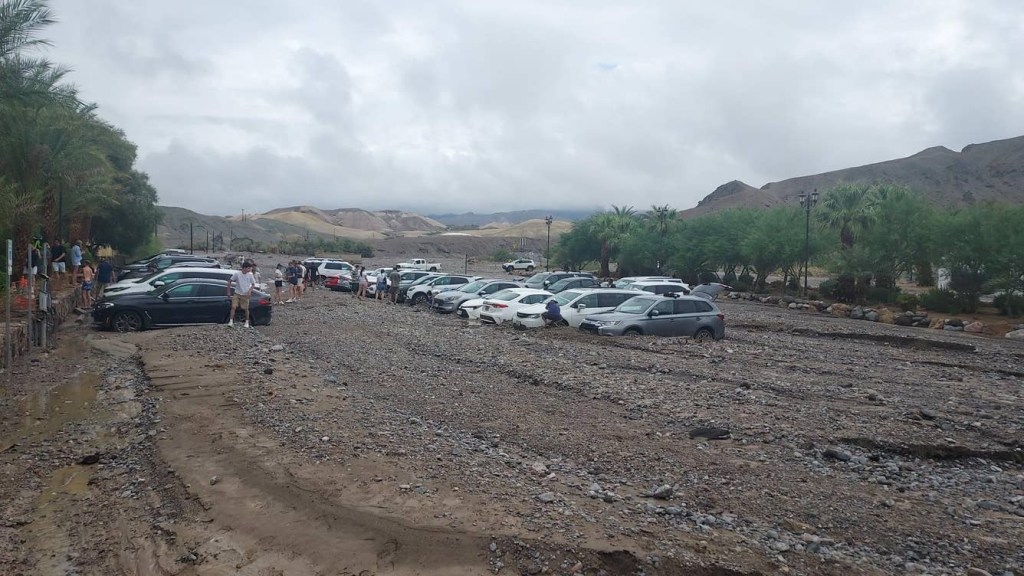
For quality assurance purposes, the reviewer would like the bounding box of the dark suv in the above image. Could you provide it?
[542,271,595,289]
[117,255,220,281]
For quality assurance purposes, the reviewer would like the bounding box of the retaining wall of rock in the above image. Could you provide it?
[1,289,80,368]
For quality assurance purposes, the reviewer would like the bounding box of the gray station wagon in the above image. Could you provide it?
[579,293,725,340]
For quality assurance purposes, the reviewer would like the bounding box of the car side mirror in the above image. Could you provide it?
[575,303,585,310]
[160,293,170,301]
[153,281,165,287]
[649,310,660,317]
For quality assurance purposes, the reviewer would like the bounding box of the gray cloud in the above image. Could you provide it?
[45,0,1024,215]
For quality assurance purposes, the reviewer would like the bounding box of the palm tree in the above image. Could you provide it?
[816,183,877,249]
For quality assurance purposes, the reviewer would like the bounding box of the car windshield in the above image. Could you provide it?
[132,271,162,284]
[489,289,519,301]
[459,280,488,292]
[552,291,583,306]
[615,297,656,314]
[409,275,437,286]
[525,272,550,284]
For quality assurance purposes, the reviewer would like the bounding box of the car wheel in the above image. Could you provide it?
[526,266,534,272]
[693,327,715,341]
[556,318,568,327]
[113,311,143,333]
[411,293,426,305]
[252,311,272,326]
[623,327,642,336]
[429,267,438,272]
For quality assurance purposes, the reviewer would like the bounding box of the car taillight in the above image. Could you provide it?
[717,313,725,321]
[491,303,508,308]
[260,298,271,305]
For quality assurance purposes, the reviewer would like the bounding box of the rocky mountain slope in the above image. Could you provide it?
[682,135,1024,217]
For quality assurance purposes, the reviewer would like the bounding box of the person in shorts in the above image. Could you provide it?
[50,239,66,285]
[273,265,285,304]
[70,240,83,280]
[388,268,401,303]
[227,261,256,328]
[286,261,300,302]
[81,260,95,308]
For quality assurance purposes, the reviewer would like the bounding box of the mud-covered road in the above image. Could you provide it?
[1,284,1022,575]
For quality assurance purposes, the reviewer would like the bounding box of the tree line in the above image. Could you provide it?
[0,0,162,282]
[553,184,1024,315]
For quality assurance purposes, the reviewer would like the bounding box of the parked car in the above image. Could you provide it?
[92,278,273,332]
[317,260,354,281]
[502,258,536,273]
[578,293,724,339]
[396,258,442,272]
[629,280,691,295]
[524,272,554,290]
[613,276,679,289]
[103,267,234,297]
[513,288,639,329]
[478,288,552,324]
[323,275,351,291]
[690,282,732,301]
[456,297,487,319]
[396,273,443,303]
[542,271,594,289]
[546,276,600,293]
[430,279,520,313]
[405,275,476,305]
[117,255,220,281]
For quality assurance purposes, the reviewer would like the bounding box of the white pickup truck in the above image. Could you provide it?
[396,258,442,272]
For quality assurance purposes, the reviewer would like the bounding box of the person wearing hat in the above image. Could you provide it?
[227,261,257,328]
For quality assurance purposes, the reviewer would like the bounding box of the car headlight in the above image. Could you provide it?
[592,320,620,326]
[520,313,539,319]
[98,302,115,309]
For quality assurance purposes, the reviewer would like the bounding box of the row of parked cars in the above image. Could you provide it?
[355,270,728,339]
[92,251,273,332]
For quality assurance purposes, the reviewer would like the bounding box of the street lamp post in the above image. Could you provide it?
[798,189,819,297]
[544,215,553,271]
[189,222,194,254]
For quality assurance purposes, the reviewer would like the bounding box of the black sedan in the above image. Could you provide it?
[93,278,272,332]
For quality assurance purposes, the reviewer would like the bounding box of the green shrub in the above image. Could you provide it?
[993,293,1024,317]
[920,287,962,313]
[867,286,900,304]
[895,293,920,312]
[491,248,513,263]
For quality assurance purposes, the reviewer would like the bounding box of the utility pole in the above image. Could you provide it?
[798,189,819,297]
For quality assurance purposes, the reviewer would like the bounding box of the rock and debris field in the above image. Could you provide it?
[1,263,1022,576]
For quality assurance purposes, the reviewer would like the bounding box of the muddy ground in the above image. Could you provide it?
[1,277,1022,576]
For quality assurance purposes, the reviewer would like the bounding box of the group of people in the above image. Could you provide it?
[352,266,402,303]
[24,238,115,309]
[274,260,308,304]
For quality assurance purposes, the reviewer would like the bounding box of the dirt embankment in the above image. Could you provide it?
[1,283,1022,575]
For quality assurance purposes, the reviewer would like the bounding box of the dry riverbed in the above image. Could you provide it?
[1,275,1022,575]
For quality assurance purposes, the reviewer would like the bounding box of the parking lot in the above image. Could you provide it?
[2,264,1022,575]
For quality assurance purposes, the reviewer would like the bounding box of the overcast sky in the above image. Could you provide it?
[45,0,1024,216]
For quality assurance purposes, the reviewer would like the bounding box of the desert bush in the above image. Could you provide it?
[895,293,920,312]
[993,293,1024,317]
[491,248,513,263]
[920,287,962,313]
[867,286,900,304]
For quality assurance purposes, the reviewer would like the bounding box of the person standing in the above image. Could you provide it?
[70,240,83,281]
[388,268,401,304]
[356,266,368,300]
[228,261,256,328]
[81,260,95,308]
[273,265,285,304]
[286,261,300,303]
[376,271,387,301]
[297,261,307,298]
[50,239,66,287]
[95,257,114,299]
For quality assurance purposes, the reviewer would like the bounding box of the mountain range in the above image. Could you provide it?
[157,134,1024,247]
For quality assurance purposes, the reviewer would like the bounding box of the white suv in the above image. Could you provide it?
[317,260,354,280]
[513,288,639,329]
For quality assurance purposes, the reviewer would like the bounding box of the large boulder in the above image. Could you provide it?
[1005,329,1024,340]
[829,303,850,317]
[964,321,985,334]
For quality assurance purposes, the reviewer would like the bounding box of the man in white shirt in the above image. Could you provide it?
[228,261,257,328]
